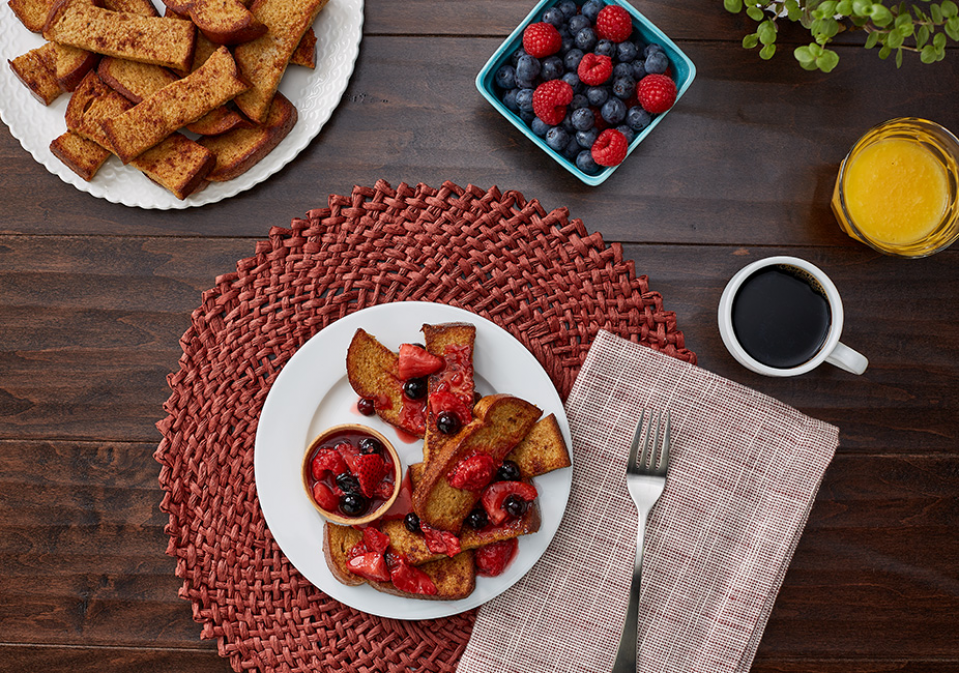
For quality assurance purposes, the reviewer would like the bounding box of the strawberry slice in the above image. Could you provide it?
[311,482,339,511]
[398,344,445,380]
[362,526,391,555]
[475,538,518,577]
[481,481,538,525]
[447,453,497,491]
[353,453,389,498]
[388,554,438,595]
[347,552,391,582]
[311,448,348,479]
[420,523,462,558]
[346,540,369,561]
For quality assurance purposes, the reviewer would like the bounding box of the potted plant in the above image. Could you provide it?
[725,0,959,71]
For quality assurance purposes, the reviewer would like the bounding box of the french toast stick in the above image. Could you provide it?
[421,322,476,465]
[233,0,329,123]
[50,131,111,180]
[9,0,56,32]
[188,0,266,44]
[198,92,297,181]
[412,395,541,532]
[8,42,62,105]
[102,46,248,163]
[506,413,571,478]
[43,0,197,71]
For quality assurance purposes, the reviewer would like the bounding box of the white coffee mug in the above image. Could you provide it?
[717,256,868,377]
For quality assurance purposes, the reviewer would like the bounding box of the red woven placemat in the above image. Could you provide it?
[155,180,696,673]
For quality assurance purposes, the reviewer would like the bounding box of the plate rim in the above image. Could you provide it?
[254,301,573,620]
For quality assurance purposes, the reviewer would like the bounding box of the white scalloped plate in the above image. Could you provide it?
[0,0,363,209]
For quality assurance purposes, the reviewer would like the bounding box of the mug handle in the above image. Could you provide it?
[826,342,868,375]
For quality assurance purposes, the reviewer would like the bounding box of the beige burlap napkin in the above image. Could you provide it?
[458,330,839,673]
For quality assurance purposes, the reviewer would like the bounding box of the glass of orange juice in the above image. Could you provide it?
[832,118,959,258]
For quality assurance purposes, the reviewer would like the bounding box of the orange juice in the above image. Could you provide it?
[842,138,947,245]
[832,118,959,258]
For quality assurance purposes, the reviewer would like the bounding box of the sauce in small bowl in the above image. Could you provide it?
[302,424,401,526]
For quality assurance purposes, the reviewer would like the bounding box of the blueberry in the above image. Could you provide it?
[546,126,570,152]
[564,48,585,72]
[560,115,576,134]
[615,124,636,144]
[542,7,564,26]
[582,0,604,22]
[518,109,536,123]
[594,39,615,58]
[630,59,647,81]
[494,64,516,90]
[626,105,652,131]
[357,398,375,416]
[531,116,552,137]
[358,437,382,455]
[645,50,668,74]
[586,86,609,107]
[436,411,461,435]
[616,41,639,63]
[541,55,564,81]
[612,75,635,99]
[403,377,427,400]
[404,512,421,533]
[576,149,601,174]
[601,97,627,125]
[510,47,527,67]
[515,87,534,112]
[563,135,581,159]
[503,495,528,518]
[613,62,633,80]
[465,509,489,530]
[571,107,595,132]
[571,93,589,110]
[336,472,360,494]
[561,34,575,53]
[496,460,522,482]
[644,43,665,58]
[574,27,597,52]
[516,54,541,86]
[561,71,582,93]
[557,0,577,19]
[568,14,590,35]
[576,127,599,149]
[339,492,368,517]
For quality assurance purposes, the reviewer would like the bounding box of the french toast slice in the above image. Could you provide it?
[55,43,100,91]
[233,0,330,123]
[421,322,476,465]
[290,27,316,69]
[412,394,541,532]
[43,0,197,72]
[102,0,159,14]
[198,92,297,180]
[506,413,571,478]
[187,0,266,44]
[50,131,111,180]
[346,329,426,438]
[102,45,248,163]
[9,0,56,32]
[323,523,476,600]
[9,43,62,105]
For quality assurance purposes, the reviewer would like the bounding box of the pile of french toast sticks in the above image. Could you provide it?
[325,322,572,600]
[7,0,328,198]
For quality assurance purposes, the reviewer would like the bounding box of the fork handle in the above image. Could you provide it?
[610,512,647,673]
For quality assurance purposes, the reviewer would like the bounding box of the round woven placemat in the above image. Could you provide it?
[155,180,696,673]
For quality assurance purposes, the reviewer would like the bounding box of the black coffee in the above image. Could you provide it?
[731,266,831,369]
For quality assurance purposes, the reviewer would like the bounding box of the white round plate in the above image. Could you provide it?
[0,0,363,209]
[254,302,573,620]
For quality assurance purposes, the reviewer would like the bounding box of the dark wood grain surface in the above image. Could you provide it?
[1,0,957,671]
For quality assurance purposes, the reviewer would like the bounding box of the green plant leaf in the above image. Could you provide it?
[942,0,959,17]
[817,48,841,70]
[747,5,765,20]
[870,3,894,26]
[852,0,872,15]
[865,30,881,46]
[934,30,948,46]
[837,0,853,12]
[795,44,818,63]
[758,19,778,43]
[760,43,777,58]
[743,32,760,48]
[879,43,892,57]
[725,0,744,12]
[886,29,904,47]
[921,44,938,61]
[787,0,804,20]
[896,47,904,66]
[945,17,959,39]
[932,3,944,21]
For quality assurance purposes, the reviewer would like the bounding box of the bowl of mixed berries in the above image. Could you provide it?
[476,0,696,185]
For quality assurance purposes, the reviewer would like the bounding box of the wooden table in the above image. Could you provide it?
[2,1,957,671]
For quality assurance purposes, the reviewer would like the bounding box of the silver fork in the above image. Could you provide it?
[611,410,670,673]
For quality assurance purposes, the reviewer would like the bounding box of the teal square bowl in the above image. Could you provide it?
[476,0,696,186]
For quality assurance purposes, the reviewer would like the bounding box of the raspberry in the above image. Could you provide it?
[475,538,519,577]
[591,129,629,167]
[577,53,612,86]
[595,4,633,43]
[447,453,498,491]
[311,448,347,479]
[532,79,573,126]
[636,74,677,114]
[311,482,339,511]
[522,22,562,58]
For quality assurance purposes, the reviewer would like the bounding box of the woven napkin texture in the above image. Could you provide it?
[458,330,839,673]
